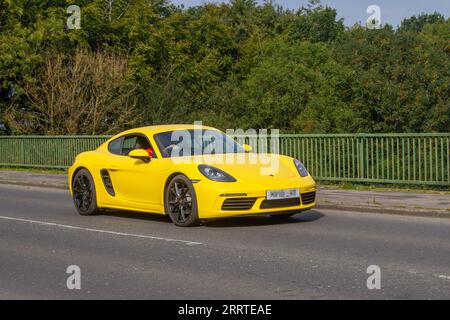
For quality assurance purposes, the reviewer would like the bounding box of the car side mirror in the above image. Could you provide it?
[242,144,252,153]
[129,149,151,163]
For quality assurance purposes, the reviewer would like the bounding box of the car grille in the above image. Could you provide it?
[301,191,316,205]
[260,198,301,209]
[221,197,257,211]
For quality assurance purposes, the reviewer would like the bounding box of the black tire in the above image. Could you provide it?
[269,212,296,219]
[72,169,100,216]
[164,175,200,227]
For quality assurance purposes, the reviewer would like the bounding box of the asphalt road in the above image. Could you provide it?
[0,183,449,299]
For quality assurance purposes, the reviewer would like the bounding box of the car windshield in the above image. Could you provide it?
[154,129,246,158]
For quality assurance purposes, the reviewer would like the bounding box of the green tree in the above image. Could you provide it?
[0,0,448,134]
[236,39,357,132]
[287,1,344,43]
[399,12,445,33]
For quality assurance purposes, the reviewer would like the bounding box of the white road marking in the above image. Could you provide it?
[0,215,202,246]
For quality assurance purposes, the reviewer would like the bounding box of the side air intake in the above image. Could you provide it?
[100,169,115,196]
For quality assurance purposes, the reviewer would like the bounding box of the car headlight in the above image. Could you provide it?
[293,159,309,177]
[198,165,236,182]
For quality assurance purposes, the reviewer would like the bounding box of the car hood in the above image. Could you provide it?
[172,153,298,182]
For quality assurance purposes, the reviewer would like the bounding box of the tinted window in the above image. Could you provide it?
[108,136,124,155]
[122,136,138,155]
[154,129,245,158]
[108,134,154,157]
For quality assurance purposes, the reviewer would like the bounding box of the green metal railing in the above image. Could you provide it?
[0,133,449,186]
[0,136,110,169]
[278,133,450,186]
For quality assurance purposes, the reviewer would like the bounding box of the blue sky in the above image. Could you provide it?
[171,0,450,27]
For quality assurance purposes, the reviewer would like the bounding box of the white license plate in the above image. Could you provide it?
[266,188,299,200]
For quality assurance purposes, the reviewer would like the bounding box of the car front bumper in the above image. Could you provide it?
[193,175,317,219]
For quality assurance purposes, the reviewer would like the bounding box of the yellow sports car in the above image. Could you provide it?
[68,125,316,226]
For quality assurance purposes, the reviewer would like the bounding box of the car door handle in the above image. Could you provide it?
[108,166,119,171]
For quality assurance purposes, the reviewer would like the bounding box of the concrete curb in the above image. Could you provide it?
[315,204,450,219]
[0,178,448,220]
[0,179,68,190]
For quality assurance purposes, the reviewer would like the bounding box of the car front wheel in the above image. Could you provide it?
[165,175,200,227]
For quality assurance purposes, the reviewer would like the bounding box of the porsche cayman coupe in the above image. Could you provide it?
[69,125,316,226]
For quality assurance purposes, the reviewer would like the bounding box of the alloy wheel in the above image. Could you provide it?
[167,178,193,224]
[73,173,93,213]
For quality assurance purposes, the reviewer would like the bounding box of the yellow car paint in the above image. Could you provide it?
[68,125,316,220]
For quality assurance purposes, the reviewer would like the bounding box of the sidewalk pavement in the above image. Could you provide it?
[1,170,449,218]
[0,171,68,189]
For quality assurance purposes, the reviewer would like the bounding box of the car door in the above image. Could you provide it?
[106,133,166,208]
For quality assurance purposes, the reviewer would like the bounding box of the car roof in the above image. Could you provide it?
[115,124,220,137]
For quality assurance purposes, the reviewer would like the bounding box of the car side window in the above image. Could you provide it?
[108,136,124,155]
[108,134,155,157]
[121,134,156,157]
[122,136,138,155]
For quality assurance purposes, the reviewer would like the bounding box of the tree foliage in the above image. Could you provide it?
[0,0,448,134]
[5,50,137,135]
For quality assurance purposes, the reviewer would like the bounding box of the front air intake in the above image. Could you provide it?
[301,191,316,205]
[221,197,257,211]
[260,198,301,209]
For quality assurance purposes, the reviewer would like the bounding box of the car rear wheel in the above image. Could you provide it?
[165,175,200,227]
[72,169,100,216]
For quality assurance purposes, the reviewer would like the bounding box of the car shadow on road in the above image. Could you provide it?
[103,210,172,223]
[101,209,324,228]
[203,210,325,228]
